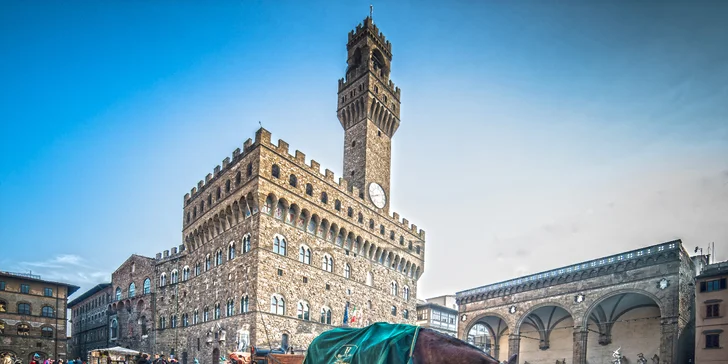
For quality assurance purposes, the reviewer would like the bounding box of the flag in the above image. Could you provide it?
[350,305,357,324]
[343,302,349,325]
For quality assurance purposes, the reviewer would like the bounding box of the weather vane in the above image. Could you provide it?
[370,4,373,20]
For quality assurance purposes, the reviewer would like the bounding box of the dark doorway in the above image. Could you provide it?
[212,348,220,364]
[182,352,188,364]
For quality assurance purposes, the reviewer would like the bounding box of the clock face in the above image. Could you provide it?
[368,183,387,209]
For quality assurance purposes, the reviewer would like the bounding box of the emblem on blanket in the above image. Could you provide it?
[333,345,358,363]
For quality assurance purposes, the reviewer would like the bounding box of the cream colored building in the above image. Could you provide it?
[695,260,728,364]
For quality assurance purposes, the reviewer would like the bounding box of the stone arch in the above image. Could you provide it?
[578,288,665,328]
[514,301,575,334]
[463,312,512,360]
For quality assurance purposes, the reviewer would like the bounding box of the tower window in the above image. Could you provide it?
[235,171,241,185]
[289,174,298,188]
[321,192,328,204]
[351,170,355,177]
[375,86,379,94]
[226,179,231,193]
[347,207,354,218]
[369,219,374,229]
[358,213,364,224]
[380,225,385,234]
[335,200,341,211]
[377,131,382,137]
[247,163,253,177]
[384,95,388,103]
[352,141,356,148]
[216,187,222,200]
[305,183,313,196]
[271,164,280,178]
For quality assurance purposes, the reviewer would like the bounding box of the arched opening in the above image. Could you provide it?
[466,315,509,361]
[584,291,661,362]
[516,305,574,363]
[212,348,220,364]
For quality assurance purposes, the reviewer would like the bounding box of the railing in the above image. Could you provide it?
[456,240,681,298]
[1,271,42,280]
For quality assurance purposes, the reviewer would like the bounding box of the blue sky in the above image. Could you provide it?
[1,0,727,299]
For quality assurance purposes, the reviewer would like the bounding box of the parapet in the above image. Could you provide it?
[347,17,392,55]
[156,245,186,262]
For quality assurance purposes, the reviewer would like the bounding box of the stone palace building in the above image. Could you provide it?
[70,15,426,364]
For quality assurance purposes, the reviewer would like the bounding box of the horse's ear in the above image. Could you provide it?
[507,354,518,364]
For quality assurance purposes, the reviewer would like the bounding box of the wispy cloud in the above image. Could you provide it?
[11,254,109,291]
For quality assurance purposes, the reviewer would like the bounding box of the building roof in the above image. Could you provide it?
[697,260,728,280]
[0,270,81,296]
[456,239,684,302]
[68,283,112,307]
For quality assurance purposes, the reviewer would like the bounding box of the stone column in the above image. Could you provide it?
[508,334,521,364]
[572,328,588,364]
[660,316,679,364]
[492,343,500,362]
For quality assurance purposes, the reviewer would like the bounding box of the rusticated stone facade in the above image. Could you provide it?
[79,15,425,364]
[0,272,79,362]
[457,240,697,364]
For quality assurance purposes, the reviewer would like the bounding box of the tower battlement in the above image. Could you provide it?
[347,17,392,55]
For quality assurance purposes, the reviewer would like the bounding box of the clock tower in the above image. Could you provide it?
[337,16,401,213]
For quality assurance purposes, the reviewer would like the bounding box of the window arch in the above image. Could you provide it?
[235,171,242,185]
[320,192,328,204]
[171,314,177,328]
[205,254,211,270]
[41,326,53,338]
[366,272,373,286]
[141,315,148,334]
[270,294,285,315]
[110,319,118,339]
[171,270,178,284]
[335,200,341,211]
[344,263,351,279]
[143,278,151,294]
[358,213,363,224]
[182,267,190,281]
[391,281,398,296]
[203,307,209,322]
[41,306,54,318]
[369,219,374,229]
[240,295,250,313]
[242,234,251,253]
[226,179,231,193]
[228,241,236,260]
[320,307,332,324]
[289,174,298,187]
[160,273,167,287]
[271,164,280,178]
[274,235,287,256]
[391,306,397,316]
[297,301,310,320]
[128,283,136,298]
[214,303,221,319]
[399,236,405,245]
[215,250,223,266]
[226,299,235,316]
[299,245,311,264]
[193,310,199,324]
[403,286,410,301]
[216,186,222,200]
[322,254,333,272]
[115,287,122,301]
[246,163,253,177]
[182,313,189,327]
[403,309,409,319]
[347,207,353,217]
[305,183,313,196]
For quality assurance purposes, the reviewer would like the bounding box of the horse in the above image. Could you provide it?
[412,328,517,364]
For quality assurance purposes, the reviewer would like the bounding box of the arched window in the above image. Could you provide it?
[403,309,409,319]
[322,255,333,272]
[160,273,167,287]
[115,287,122,301]
[320,307,332,324]
[369,219,374,229]
[240,295,250,313]
[415,246,421,255]
[159,316,166,329]
[390,231,395,240]
[200,201,205,213]
[307,216,317,233]
[171,270,178,284]
[215,250,223,266]
[42,306,54,318]
[366,272,373,286]
[216,186,222,200]
[203,307,209,322]
[358,213,363,224]
[143,278,151,294]
[228,241,236,260]
[299,246,311,264]
[226,179,231,193]
[193,310,199,325]
[246,163,253,177]
[182,313,189,327]
[344,263,351,279]
[380,225,385,234]
[242,234,251,253]
[235,171,241,185]
[171,315,177,328]
[226,299,235,316]
[289,174,297,187]
[182,267,190,281]
[208,194,212,206]
[391,282,398,296]
[186,212,190,223]
[297,301,310,320]
[141,316,148,334]
[335,200,341,211]
[128,283,136,298]
[270,295,285,315]
[320,192,328,204]
[403,286,410,301]
[205,254,211,270]
[110,319,118,339]
[41,326,53,338]
[467,323,491,352]
[391,306,397,316]
[214,303,221,319]
[195,262,201,275]
[274,235,286,256]
[347,207,353,217]
[271,164,280,178]
[305,183,313,196]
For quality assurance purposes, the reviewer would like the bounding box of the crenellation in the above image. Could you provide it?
[205,173,213,183]
[352,185,360,199]
[243,138,253,152]
[402,218,409,227]
[197,180,204,189]
[418,229,425,239]
[222,157,230,168]
[171,247,178,255]
[325,169,335,181]
[255,128,272,145]
[338,177,349,191]
[214,165,221,176]
[310,159,321,173]
[184,193,190,202]
[155,252,162,260]
[392,212,399,221]
[163,250,169,258]
[410,224,417,234]
[294,150,305,163]
[277,139,290,155]
[191,187,197,195]
[232,147,241,159]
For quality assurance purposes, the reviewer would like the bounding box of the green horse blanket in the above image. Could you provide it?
[303,323,420,364]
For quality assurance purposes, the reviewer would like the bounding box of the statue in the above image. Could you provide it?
[651,354,660,364]
[611,347,624,364]
[3,353,13,364]
[637,353,647,364]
